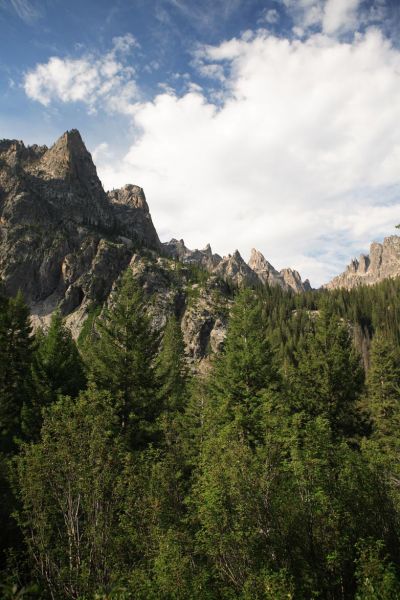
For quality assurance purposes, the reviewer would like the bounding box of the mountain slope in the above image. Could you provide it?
[0,129,312,362]
[0,130,160,318]
[325,236,400,290]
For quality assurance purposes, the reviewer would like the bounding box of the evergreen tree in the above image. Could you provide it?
[27,311,86,438]
[156,314,187,414]
[85,270,160,450]
[366,332,400,445]
[33,310,86,401]
[15,388,126,599]
[0,291,33,453]
[209,288,281,444]
[289,311,365,441]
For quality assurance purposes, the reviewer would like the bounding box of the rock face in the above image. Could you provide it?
[163,243,311,293]
[127,253,232,366]
[163,239,222,269]
[108,184,160,248]
[326,236,400,290]
[0,130,160,323]
[0,128,313,363]
[213,250,260,287]
[248,248,311,292]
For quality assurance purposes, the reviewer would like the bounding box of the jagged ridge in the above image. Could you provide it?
[163,240,311,292]
[0,129,312,362]
[0,129,160,315]
[325,236,400,290]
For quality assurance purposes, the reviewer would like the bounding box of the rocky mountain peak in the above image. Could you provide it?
[232,249,242,261]
[326,235,400,290]
[247,248,311,292]
[248,248,279,278]
[0,129,160,310]
[37,129,101,186]
[108,184,149,211]
[162,239,221,268]
[107,185,160,249]
[214,250,259,286]
[280,268,311,292]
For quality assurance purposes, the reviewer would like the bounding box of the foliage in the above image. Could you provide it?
[84,270,160,450]
[2,270,400,597]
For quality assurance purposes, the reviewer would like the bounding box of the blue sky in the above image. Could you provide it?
[1,0,400,285]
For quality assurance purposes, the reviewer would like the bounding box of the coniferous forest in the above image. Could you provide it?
[2,271,400,599]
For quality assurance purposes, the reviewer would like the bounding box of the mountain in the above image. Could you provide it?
[0,129,311,361]
[163,242,311,292]
[0,130,159,320]
[325,236,400,290]
[248,248,311,292]
[162,238,222,270]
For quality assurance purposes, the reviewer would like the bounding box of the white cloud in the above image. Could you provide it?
[93,28,400,286]
[283,0,364,36]
[258,8,280,24]
[23,13,400,287]
[23,34,139,113]
[322,0,361,34]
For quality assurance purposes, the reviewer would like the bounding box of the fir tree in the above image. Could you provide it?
[289,311,365,441]
[156,314,187,414]
[33,310,86,400]
[85,270,160,450]
[27,311,86,438]
[366,332,400,444]
[0,291,33,453]
[209,287,280,444]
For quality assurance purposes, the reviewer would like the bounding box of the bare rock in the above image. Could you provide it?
[326,236,400,289]
[213,250,259,286]
[0,130,159,317]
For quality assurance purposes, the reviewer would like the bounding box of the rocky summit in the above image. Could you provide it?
[325,236,400,290]
[249,248,311,292]
[0,130,159,321]
[163,241,311,292]
[0,129,312,361]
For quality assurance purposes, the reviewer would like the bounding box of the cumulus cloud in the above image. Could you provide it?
[282,0,368,36]
[23,34,139,113]
[93,28,400,286]
[23,12,400,286]
[258,8,280,25]
[322,0,361,34]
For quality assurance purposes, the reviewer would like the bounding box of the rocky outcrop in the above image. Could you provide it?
[0,128,313,364]
[127,253,231,366]
[163,238,221,269]
[0,130,160,324]
[248,248,311,293]
[326,236,400,290]
[213,250,259,287]
[163,244,311,292]
[108,184,160,249]
[280,268,311,293]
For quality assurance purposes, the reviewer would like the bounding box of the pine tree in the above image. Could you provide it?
[208,287,280,444]
[15,388,126,599]
[27,311,86,438]
[366,332,400,444]
[156,314,187,414]
[85,270,160,450]
[33,310,86,400]
[0,291,33,572]
[289,311,365,441]
[0,291,33,453]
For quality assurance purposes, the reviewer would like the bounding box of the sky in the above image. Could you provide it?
[1,0,400,286]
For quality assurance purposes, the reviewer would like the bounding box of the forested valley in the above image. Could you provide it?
[2,271,400,599]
